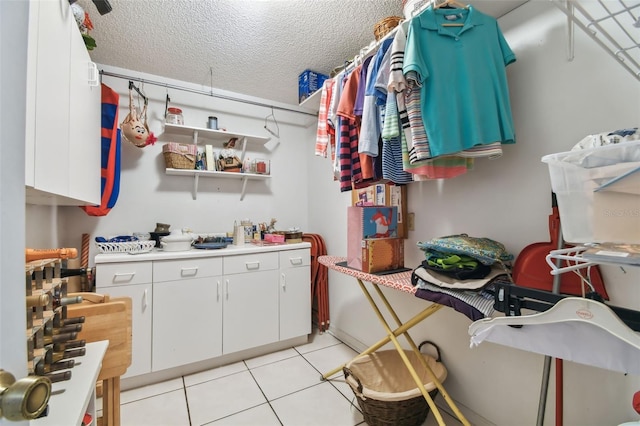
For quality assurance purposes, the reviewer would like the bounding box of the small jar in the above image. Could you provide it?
[207,116,218,130]
[166,107,184,125]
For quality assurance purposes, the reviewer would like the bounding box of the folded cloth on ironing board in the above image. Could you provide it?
[413,275,510,321]
[412,264,507,291]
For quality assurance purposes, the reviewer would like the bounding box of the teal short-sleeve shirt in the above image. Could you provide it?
[403,6,516,158]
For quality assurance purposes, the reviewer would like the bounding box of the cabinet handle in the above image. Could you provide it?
[113,272,135,283]
[290,257,303,265]
[87,62,99,87]
[143,289,148,310]
[281,273,286,291]
[216,280,220,301]
[225,279,229,300]
[180,267,198,277]
[245,261,260,270]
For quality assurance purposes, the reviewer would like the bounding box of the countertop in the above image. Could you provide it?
[94,241,311,264]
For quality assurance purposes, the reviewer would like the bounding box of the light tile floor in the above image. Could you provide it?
[113,330,460,425]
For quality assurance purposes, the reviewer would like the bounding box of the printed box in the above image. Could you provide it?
[298,69,329,104]
[348,238,405,273]
[352,184,407,238]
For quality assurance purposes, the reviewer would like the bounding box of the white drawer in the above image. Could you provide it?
[96,262,152,287]
[153,257,222,283]
[224,252,278,275]
[279,249,310,268]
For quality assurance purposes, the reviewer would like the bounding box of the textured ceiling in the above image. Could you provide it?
[78,0,528,106]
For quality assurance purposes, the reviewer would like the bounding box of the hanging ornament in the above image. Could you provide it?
[121,82,156,148]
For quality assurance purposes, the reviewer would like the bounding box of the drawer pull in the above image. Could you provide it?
[180,267,198,277]
[289,257,303,265]
[245,261,260,270]
[113,272,135,283]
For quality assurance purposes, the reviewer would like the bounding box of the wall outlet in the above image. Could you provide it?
[408,212,415,231]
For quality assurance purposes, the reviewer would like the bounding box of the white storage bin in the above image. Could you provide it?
[541,141,640,244]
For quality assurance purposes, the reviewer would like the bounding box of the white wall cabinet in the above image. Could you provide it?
[94,244,311,380]
[95,262,153,379]
[25,0,100,206]
[161,124,272,200]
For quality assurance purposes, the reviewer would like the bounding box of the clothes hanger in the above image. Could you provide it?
[469,296,640,374]
[434,0,468,27]
[434,0,468,10]
[264,107,280,138]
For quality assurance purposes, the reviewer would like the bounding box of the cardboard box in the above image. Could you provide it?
[352,184,407,238]
[348,238,405,273]
[348,206,398,239]
[298,69,329,104]
[592,165,640,244]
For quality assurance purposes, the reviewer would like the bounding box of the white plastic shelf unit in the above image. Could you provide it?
[33,340,108,426]
[161,123,271,201]
[551,0,640,81]
[545,245,640,275]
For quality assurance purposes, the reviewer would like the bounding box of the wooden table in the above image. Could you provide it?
[318,255,469,426]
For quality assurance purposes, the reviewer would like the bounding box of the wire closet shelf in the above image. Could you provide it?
[551,0,640,82]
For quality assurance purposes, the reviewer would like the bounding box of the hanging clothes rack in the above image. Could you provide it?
[99,70,318,118]
[336,0,467,78]
[550,0,640,81]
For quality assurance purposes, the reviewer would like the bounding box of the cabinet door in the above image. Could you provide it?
[30,0,73,197]
[152,276,222,371]
[223,270,279,354]
[98,284,152,379]
[68,23,100,204]
[280,266,312,341]
[279,250,311,341]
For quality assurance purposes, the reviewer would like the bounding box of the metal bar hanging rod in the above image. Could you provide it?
[99,70,318,118]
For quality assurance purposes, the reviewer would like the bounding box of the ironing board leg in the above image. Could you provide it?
[370,283,470,426]
[320,302,442,380]
[357,280,447,426]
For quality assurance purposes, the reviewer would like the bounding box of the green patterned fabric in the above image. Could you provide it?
[417,234,513,266]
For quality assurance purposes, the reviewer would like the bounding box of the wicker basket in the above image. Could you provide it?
[373,16,403,41]
[162,142,197,169]
[343,343,446,426]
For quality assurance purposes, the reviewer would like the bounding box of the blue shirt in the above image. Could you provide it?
[403,6,516,157]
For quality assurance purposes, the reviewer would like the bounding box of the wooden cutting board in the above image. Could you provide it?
[67,293,132,380]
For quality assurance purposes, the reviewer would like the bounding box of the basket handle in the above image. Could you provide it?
[418,340,442,362]
[342,367,363,394]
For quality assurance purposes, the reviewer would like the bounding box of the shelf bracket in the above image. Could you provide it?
[192,174,199,200]
[240,177,248,201]
[565,0,574,62]
[239,137,248,164]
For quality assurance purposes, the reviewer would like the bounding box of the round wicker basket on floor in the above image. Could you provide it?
[373,16,403,41]
[343,345,446,426]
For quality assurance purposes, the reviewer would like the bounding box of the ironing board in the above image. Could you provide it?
[318,255,470,426]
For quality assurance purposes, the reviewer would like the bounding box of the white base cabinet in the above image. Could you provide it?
[95,262,153,379]
[279,249,312,341]
[95,244,311,379]
[152,258,223,371]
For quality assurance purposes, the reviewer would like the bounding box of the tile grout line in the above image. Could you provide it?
[182,375,193,426]
[244,359,285,426]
